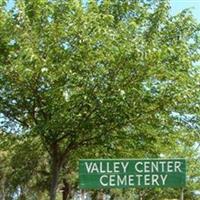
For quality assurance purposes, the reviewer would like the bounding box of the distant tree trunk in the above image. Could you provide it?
[80,189,85,200]
[97,191,104,200]
[62,179,71,200]
[19,194,26,200]
[139,191,144,200]
[19,187,26,200]
[0,192,5,200]
[110,193,116,200]
[0,190,5,200]
[0,176,6,200]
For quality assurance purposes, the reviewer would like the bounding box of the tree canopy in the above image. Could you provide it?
[0,0,200,199]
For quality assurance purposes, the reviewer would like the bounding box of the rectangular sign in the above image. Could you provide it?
[79,159,186,189]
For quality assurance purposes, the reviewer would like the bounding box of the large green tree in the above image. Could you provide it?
[0,0,200,199]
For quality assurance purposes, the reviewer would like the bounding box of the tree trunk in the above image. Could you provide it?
[49,144,62,200]
[50,160,60,200]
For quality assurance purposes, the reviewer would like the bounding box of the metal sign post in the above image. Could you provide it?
[180,188,184,200]
[80,189,84,200]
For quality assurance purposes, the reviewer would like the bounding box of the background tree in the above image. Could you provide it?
[0,0,200,199]
[0,132,50,200]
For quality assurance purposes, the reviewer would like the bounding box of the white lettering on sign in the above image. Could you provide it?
[100,175,108,186]
[135,162,143,173]
[113,162,120,173]
[86,161,182,174]
[118,175,127,185]
[99,174,169,187]
[121,162,129,173]
[99,162,106,173]
[134,161,183,173]
[160,174,168,185]
[160,161,166,172]
[106,162,112,173]
[175,161,182,172]
[85,162,93,173]
[152,174,159,186]
[110,175,115,186]
[92,163,99,173]
[128,175,134,186]
[144,174,150,185]
[136,174,143,186]
[85,162,129,173]
[144,161,150,173]
[167,161,173,172]
[151,162,159,172]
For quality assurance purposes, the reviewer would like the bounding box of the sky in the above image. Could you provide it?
[5,0,200,21]
[170,0,200,21]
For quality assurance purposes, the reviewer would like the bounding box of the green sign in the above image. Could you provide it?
[79,159,186,189]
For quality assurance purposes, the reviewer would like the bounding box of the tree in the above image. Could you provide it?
[0,132,15,200]
[0,131,50,200]
[8,136,49,200]
[0,150,7,200]
[0,0,200,199]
